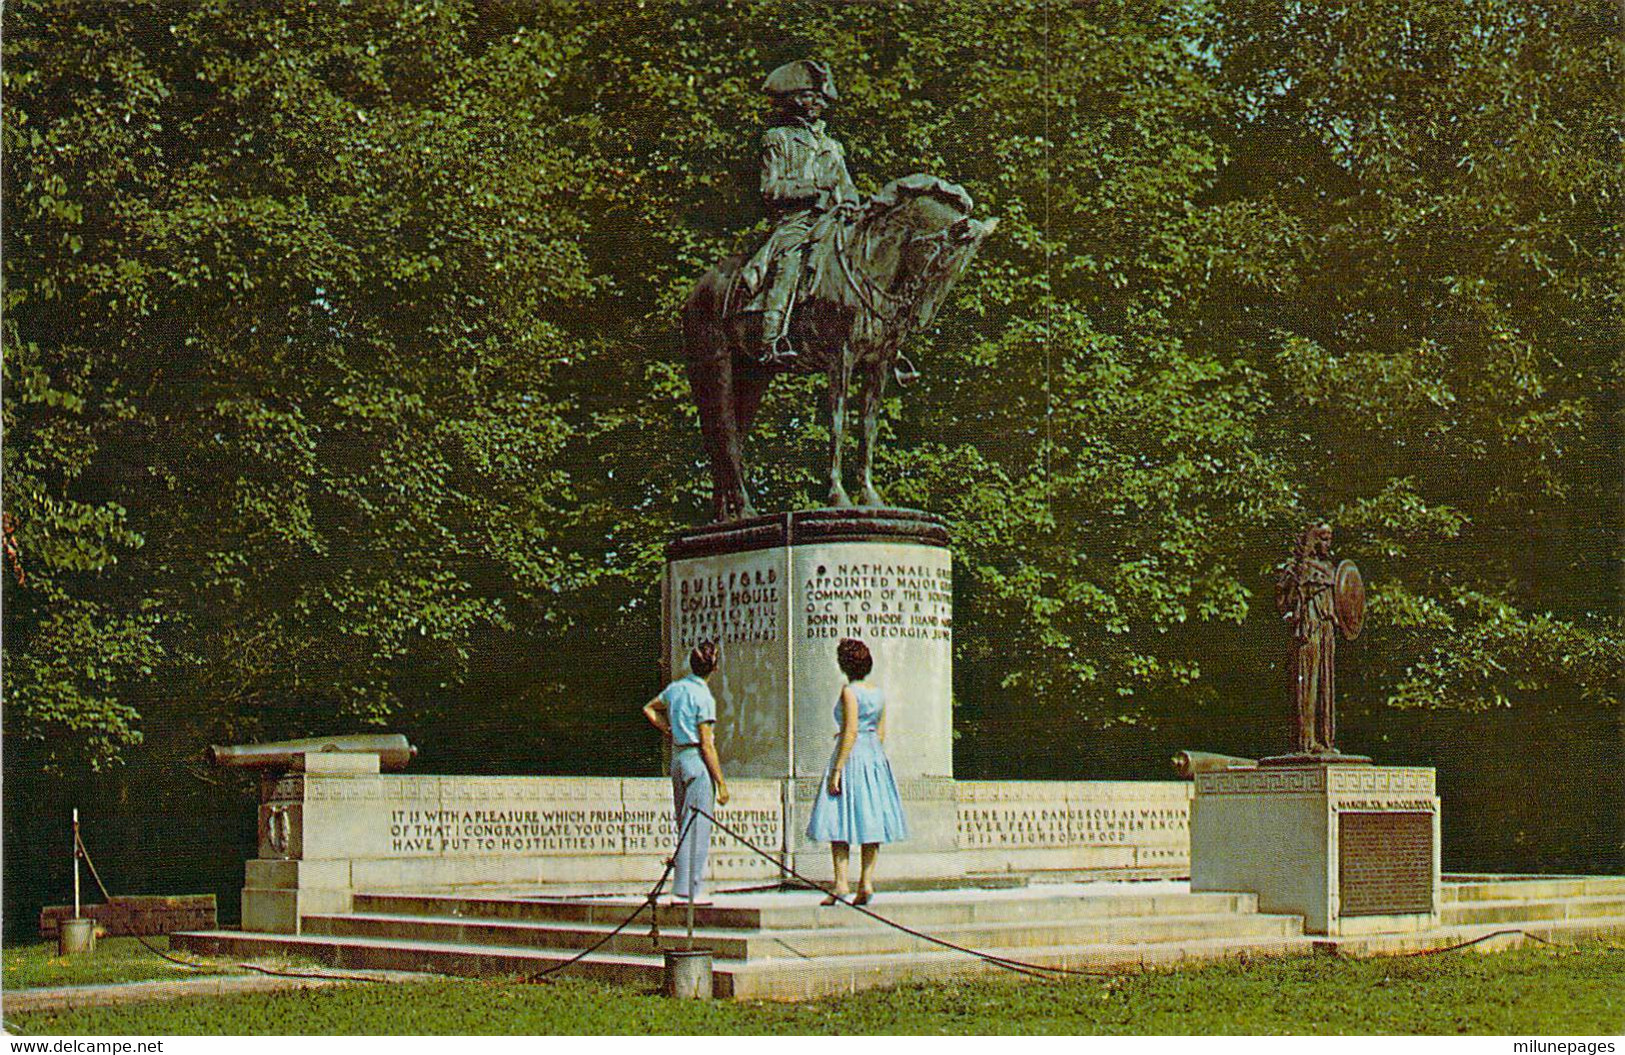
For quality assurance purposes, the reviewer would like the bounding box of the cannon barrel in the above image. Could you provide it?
[1171,750,1258,779]
[207,734,417,772]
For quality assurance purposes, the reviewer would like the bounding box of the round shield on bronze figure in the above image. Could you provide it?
[1334,559,1365,640]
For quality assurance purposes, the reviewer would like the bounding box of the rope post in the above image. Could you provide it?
[72,808,81,918]
[661,806,713,999]
[59,808,96,956]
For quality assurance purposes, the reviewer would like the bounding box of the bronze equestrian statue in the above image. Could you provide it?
[682,60,997,522]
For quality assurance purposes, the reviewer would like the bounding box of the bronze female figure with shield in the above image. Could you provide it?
[1274,521,1366,758]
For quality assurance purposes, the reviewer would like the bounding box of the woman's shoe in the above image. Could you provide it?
[820,891,848,906]
[853,890,873,906]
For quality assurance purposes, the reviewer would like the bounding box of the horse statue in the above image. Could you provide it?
[681,174,997,522]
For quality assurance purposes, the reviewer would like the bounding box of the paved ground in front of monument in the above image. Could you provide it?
[4,969,434,1014]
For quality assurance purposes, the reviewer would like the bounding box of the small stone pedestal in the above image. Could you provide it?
[1190,763,1441,936]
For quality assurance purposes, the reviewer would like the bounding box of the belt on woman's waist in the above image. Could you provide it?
[673,743,701,751]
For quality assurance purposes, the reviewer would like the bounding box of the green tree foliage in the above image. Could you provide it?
[3,0,1617,785]
[3,0,603,771]
[1215,1,1622,712]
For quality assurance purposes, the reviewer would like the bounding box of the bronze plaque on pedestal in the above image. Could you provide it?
[1338,811,1433,916]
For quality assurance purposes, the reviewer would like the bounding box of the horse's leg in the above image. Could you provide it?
[684,280,749,521]
[826,344,854,508]
[733,365,772,440]
[857,360,889,507]
[732,366,772,519]
[691,357,744,521]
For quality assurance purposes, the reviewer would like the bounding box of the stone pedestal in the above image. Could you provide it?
[663,509,954,783]
[1190,763,1441,936]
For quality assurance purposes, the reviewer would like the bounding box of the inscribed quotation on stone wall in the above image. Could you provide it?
[386,803,782,858]
[957,804,1189,849]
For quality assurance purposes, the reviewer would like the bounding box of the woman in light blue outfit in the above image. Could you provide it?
[643,640,730,905]
[805,637,909,904]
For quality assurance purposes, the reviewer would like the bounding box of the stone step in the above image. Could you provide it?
[1321,914,1625,958]
[349,889,1261,931]
[1442,876,1625,903]
[302,908,1303,960]
[169,927,1316,1002]
[170,930,675,992]
[723,932,1318,1001]
[1442,895,1625,926]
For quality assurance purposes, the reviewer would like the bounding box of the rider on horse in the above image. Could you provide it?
[735,59,860,367]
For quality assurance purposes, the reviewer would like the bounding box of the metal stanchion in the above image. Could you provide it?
[661,810,713,999]
[59,809,96,956]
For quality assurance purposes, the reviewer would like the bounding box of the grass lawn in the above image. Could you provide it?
[5,940,1623,1035]
[2,937,249,991]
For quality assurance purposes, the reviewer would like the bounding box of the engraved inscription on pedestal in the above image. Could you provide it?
[800,560,952,643]
[672,561,783,648]
[791,542,953,780]
[665,546,792,777]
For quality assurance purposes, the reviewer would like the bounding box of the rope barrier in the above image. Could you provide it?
[693,807,1115,979]
[519,806,701,984]
[1396,927,1561,958]
[693,808,1584,977]
[72,828,387,984]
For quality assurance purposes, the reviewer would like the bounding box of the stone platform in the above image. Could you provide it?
[172,875,1625,1001]
[237,752,1193,933]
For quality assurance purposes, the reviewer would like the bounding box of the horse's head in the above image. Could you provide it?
[855,174,998,350]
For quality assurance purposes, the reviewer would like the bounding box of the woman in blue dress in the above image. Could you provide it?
[805,637,909,904]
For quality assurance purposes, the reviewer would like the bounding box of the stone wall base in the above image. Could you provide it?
[239,769,1194,933]
[39,895,217,938]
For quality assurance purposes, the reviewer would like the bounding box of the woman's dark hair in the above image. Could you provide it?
[689,640,719,677]
[836,638,872,680]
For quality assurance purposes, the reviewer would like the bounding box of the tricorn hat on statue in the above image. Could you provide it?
[762,59,838,100]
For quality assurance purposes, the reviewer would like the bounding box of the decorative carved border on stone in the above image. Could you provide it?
[312,779,382,802]
[1196,765,1435,797]
[956,781,1192,804]
[1326,767,1435,795]
[894,776,959,800]
[441,777,626,803]
[1195,767,1328,795]
[790,775,957,801]
[266,776,304,803]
